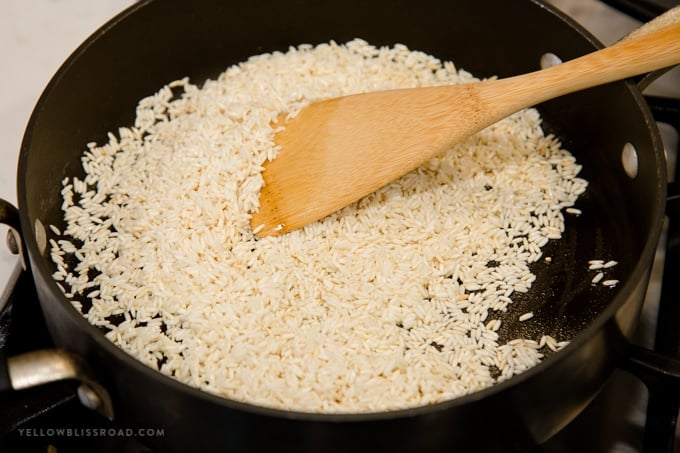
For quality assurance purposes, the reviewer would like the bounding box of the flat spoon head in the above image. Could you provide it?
[250,17,680,237]
[250,86,487,237]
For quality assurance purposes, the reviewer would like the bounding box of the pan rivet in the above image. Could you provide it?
[34,219,47,255]
[540,52,562,69]
[621,142,638,178]
[77,384,103,412]
[6,229,19,255]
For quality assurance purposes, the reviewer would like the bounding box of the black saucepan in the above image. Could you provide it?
[0,0,675,451]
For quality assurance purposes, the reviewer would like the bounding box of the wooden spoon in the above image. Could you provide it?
[251,16,680,237]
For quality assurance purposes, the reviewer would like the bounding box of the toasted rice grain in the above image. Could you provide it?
[49,39,589,413]
[518,312,534,322]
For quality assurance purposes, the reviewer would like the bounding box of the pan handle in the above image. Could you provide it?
[0,198,114,421]
[0,349,114,420]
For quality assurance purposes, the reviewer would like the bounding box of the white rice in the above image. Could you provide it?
[588,260,604,270]
[49,39,590,413]
[588,259,619,287]
[518,312,534,322]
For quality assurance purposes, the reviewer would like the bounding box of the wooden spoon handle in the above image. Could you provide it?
[374,20,680,175]
[624,5,680,41]
[619,4,680,87]
[472,20,680,123]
